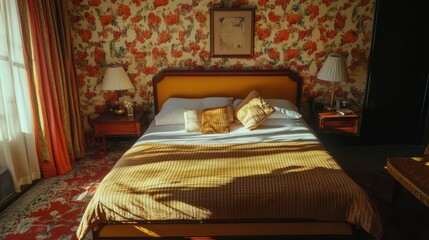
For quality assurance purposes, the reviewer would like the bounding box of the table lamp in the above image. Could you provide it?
[101,65,133,113]
[317,54,348,110]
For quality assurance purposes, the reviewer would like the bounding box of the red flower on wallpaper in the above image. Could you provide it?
[195,11,207,23]
[232,0,249,7]
[143,66,159,75]
[334,12,346,30]
[304,41,317,55]
[351,87,364,99]
[268,11,281,22]
[148,13,161,26]
[196,29,206,40]
[94,48,106,63]
[78,29,92,43]
[171,50,183,58]
[100,14,114,26]
[180,3,193,12]
[103,91,118,101]
[298,30,306,40]
[255,14,262,22]
[361,0,370,7]
[132,0,142,7]
[256,27,271,41]
[131,15,141,23]
[76,50,88,60]
[322,0,335,7]
[286,13,302,25]
[318,16,328,23]
[232,62,244,69]
[342,30,358,44]
[315,51,326,59]
[118,4,131,20]
[86,65,100,77]
[326,29,337,39]
[70,15,81,23]
[267,48,280,61]
[258,0,268,6]
[164,13,180,25]
[274,29,289,44]
[306,5,319,20]
[134,27,152,43]
[134,52,147,59]
[84,12,95,24]
[152,47,167,59]
[285,49,299,59]
[85,91,97,100]
[113,31,122,40]
[189,43,200,53]
[178,30,186,44]
[88,0,101,7]
[154,0,168,8]
[199,50,209,61]
[275,0,287,7]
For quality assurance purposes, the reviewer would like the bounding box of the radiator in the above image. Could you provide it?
[0,168,14,204]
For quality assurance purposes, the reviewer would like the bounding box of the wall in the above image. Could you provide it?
[69,0,375,129]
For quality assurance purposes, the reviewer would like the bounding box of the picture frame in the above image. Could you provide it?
[210,8,255,58]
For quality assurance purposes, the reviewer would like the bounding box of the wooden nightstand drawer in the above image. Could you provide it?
[95,122,142,136]
[316,112,359,135]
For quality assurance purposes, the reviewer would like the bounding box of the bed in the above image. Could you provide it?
[77,69,382,240]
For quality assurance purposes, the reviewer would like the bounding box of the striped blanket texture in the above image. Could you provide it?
[77,142,382,239]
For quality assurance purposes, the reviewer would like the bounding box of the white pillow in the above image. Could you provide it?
[233,98,301,119]
[155,98,202,125]
[155,97,233,125]
[184,109,201,132]
[202,97,233,109]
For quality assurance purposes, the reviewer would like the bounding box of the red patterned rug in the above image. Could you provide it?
[0,142,132,240]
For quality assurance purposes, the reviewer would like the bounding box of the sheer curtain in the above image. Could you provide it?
[0,0,40,192]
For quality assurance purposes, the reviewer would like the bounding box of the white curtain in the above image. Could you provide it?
[0,0,40,192]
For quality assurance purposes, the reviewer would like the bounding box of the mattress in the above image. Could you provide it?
[136,118,319,145]
[77,118,382,240]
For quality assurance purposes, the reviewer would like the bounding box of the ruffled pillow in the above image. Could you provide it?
[235,90,274,130]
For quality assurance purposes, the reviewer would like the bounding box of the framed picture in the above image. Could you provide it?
[210,8,255,58]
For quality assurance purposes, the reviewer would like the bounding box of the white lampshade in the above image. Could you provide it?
[101,65,133,91]
[317,54,348,82]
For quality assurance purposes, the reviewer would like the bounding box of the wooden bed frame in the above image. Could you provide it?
[91,69,357,239]
[152,69,302,114]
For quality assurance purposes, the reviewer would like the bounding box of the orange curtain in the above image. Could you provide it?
[17,0,85,177]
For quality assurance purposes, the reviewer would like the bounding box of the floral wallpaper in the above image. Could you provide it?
[69,0,375,130]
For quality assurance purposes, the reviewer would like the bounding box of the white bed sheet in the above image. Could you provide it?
[135,118,319,146]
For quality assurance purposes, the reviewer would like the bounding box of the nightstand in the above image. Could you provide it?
[314,111,359,135]
[94,111,149,152]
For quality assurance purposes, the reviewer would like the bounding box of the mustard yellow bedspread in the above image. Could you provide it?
[77,142,382,239]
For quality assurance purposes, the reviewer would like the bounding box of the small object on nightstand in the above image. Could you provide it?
[336,108,354,115]
[113,108,126,115]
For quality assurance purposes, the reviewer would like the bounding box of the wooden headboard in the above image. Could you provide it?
[152,69,302,114]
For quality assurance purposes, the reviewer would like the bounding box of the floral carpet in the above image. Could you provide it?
[0,141,132,240]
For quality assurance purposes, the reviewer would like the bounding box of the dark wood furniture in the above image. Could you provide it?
[362,0,429,144]
[387,157,429,208]
[94,111,147,152]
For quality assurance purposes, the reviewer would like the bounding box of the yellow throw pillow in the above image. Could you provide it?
[235,90,274,130]
[184,109,201,132]
[226,103,234,123]
[200,106,230,134]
